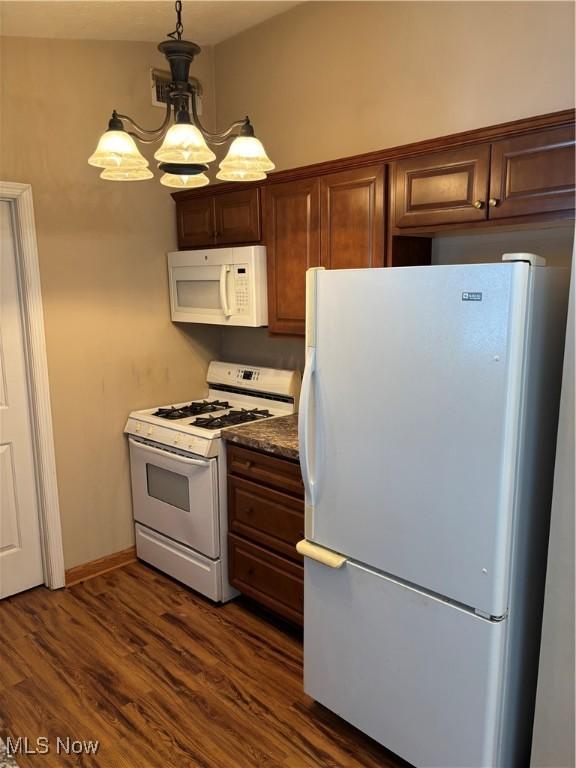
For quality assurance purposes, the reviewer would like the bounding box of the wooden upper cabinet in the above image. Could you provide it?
[177,197,215,248]
[488,126,576,219]
[176,187,261,248]
[391,144,491,228]
[264,178,321,335]
[320,165,385,268]
[213,188,261,245]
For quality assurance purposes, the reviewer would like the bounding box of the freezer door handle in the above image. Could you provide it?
[299,346,316,509]
[296,540,347,568]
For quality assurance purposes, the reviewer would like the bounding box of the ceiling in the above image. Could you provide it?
[0,1,302,45]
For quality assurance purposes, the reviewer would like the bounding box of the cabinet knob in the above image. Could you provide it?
[213,231,220,239]
[244,460,253,469]
[473,200,484,209]
[488,198,499,208]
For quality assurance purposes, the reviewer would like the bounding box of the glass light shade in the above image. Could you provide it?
[219,136,275,173]
[216,168,266,182]
[100,168,153,181]
[88,130,149,169]
[159,172,210,189]
[154,124,216,164]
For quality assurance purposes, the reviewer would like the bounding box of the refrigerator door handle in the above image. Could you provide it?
[299,346,316,509]
[296,540,347,568]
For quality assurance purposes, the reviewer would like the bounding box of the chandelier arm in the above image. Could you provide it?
[126,131,165,145]
[116,101,173,139]
[190,91,247,145]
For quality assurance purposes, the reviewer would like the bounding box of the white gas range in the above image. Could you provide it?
[124,361,301,602]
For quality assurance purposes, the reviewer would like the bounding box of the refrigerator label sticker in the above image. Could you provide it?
[462,292,483,301]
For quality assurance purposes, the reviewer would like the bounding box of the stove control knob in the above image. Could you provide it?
[134,423,141,433]
[174,436,180,445]
[147,428,153,436]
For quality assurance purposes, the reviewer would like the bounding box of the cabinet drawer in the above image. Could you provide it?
[229,476,304,561]
[227,444,304,498]
[228,534,303,625]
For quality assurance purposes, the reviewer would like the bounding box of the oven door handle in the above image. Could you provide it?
[129,437,210,467]
[219,265,232,317]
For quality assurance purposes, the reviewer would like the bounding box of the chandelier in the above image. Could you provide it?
[88,1,274,189]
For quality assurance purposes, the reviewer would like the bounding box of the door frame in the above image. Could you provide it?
[1,181,65,589]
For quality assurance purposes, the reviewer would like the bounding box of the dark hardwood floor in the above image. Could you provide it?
[0,562,409,767]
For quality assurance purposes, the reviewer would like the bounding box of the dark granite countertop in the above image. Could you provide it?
[223,414,299,461]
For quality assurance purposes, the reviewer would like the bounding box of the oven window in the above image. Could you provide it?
[146,464,190,512]
[176,279,221,310]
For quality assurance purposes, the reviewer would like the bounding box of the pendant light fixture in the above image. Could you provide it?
[88,1,274,188]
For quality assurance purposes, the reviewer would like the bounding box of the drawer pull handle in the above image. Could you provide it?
[296,540,347,569]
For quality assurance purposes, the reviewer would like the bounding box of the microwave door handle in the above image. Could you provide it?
[219,265,232,317]
[129,437,210,467]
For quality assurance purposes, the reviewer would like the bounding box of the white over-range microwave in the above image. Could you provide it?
[167,246,268,326]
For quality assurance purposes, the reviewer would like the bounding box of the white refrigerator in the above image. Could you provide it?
[297,259,568,768]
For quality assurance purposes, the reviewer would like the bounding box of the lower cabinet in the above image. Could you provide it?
[227,444,304,625]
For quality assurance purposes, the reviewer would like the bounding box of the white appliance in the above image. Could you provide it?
[297,257,568,768]
[168,246,268,326]
[125,361,301,602]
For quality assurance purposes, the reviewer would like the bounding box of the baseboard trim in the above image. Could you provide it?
[65,547,137,587]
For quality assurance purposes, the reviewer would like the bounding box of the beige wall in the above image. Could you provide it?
[220,327,305,371]
[0,36,220,568]
[214,1,575,170]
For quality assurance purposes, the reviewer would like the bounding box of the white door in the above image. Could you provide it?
[306,263,530,616]
[0,200,44,597]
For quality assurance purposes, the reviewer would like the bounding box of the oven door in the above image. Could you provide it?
[128,437,219,559]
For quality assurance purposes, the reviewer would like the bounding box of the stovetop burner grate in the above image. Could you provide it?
[153,400,231,420]
[192,408,272,430]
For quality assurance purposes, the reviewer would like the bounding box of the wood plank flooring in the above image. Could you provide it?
[0,562,409,768]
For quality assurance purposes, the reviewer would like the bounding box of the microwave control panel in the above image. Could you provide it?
[233,265,249,314]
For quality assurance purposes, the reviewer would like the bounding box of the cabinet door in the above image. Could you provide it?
[213,188,261,245]
[320,165,385,269]
[391,144,491,228]
[176,197,215,248]
[228,533,303,625]
[489,126,575,219]
[264,178,321,335]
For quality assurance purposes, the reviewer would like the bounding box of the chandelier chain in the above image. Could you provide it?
[167,0,184,41]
